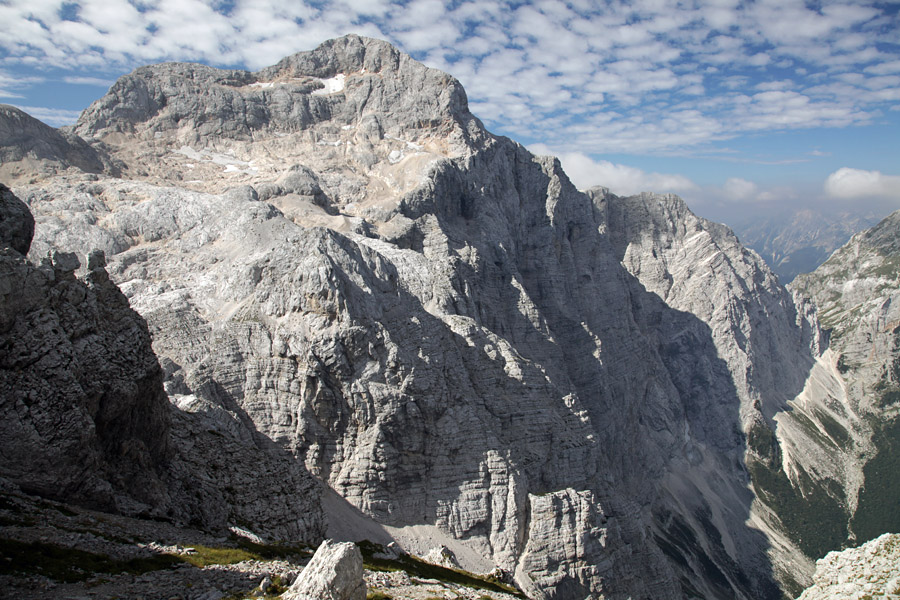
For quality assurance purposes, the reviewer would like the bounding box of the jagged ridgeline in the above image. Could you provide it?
[1,35,897,600]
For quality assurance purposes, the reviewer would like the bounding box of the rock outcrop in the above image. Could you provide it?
[0,183,34,254]
[0,189,170,513]
[6,34,893,599]
[795,533,900,600]
[791,209,900,545]
[0,184,325,541]
[0,104,108,183]
[282,539,366,600]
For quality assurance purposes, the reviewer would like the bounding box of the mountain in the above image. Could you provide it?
[792,209,900,544]
[1,35,895,599]
[732,209,880,284]
[0,182,325,541]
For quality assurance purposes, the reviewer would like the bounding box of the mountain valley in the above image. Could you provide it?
[1,35,898,600]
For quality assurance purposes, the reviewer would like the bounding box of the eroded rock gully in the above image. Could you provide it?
[3,34,896,600]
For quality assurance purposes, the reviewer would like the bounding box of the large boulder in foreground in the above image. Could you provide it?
[283,540,366,600]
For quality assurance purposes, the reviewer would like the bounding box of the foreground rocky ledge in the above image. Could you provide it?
[0,482,524,600]
[795,533,900,600]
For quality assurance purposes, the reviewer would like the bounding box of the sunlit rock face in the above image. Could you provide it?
[11,34,891,599]
[795,533,900,600]
[791,209,900,548]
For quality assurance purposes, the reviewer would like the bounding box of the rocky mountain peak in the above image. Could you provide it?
[66,35,487,235]
[5,35,897,600]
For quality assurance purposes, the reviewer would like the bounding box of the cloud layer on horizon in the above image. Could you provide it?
[1,0,898,156]
[825,168,900,201]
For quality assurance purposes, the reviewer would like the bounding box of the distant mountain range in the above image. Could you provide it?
[732,209,881,284]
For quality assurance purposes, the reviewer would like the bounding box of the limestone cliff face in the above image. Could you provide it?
[8,34,872,599]
[792,210,900,545]
[795,533,900,600]
[0,184,325,542]
[0,186,169,513]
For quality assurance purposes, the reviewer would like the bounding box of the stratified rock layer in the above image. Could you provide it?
[10,34,888,599]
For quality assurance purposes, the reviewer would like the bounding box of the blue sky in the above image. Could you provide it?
[1,0,899,222]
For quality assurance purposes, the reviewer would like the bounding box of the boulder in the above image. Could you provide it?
[282,540,365,600]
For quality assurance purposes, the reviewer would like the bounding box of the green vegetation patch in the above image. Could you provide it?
[851,417,900,543]
[748,458,848,559]
[357,540,525,598]
[0,537,182,583]
[180,538,311,568]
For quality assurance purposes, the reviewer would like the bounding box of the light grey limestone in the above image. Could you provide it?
[282,540,365,600]
[12,33,890,600]
[796,534,900,600]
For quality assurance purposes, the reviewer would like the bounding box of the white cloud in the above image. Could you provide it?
[824,168,900,201]
[529,144,699,196]
[0,70,43,98]
[0,0,896,157]
[722,178,758,201]
[63,76,115,86]
[11,105,82,126]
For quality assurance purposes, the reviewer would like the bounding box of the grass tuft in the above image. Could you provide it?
[356,540,525,598]
[0,537,182,582]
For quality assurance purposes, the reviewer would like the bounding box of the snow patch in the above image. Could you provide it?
[388,150,404,164]
[386,135,424,151]
[173,146,257,174]
[312,73,346,95]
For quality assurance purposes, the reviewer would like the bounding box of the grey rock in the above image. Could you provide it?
[163,392,325,543]
[51,250,80,272]
[791,209,900,545]
[0,219,170,512]
[0,182,34,254]
[796,533,900,600]
[422,546,460,569]
[0,104,107,183]
[282,539,365,600]
[14,34,891,600]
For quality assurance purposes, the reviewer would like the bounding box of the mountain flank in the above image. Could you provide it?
[1,35,898,600]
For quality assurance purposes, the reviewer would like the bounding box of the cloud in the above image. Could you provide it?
[0,0,896,156]
[529,144,699,196]
[0,70,43,98]
[63,76,115,86]
[824,168,900,201]
[11,105,82,126]
[722,177,758,201]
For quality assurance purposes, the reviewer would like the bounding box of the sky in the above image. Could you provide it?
[1,0,899,223]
